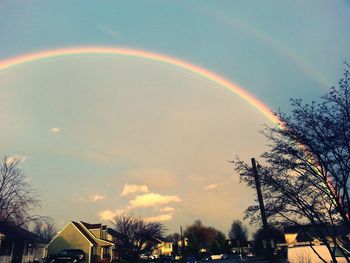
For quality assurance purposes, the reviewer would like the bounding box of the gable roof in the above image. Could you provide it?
[107,228,117,237]
[0,221,47,243]
[80,221,102,229]
[284,224,350,241]
[71,221,97,245]
[152,236,172,243]
[78,222,115,246]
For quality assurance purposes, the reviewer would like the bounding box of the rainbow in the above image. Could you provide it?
[0,46,280,126]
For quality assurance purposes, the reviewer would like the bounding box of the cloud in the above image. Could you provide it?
[51,127,61,134]
[144,213,173,222]
[204,184,218,191]
[98,209,124,221]
[129,193,181,208]
[120,184,149,196]
[99,25,122,40]
[160,206,175,212]
[90,194,106,202]
[5,155,27,165]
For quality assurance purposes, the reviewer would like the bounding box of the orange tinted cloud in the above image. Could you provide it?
[120,184,149,196]
[144,213,173,222]
[129,193,181,208]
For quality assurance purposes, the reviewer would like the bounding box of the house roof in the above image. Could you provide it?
[78,221,115,246]
[284,224,350,240]
[107,228,117,237]
[153,236,172,243]
[0,221,47,243]
[71,221,97,245]
[80,221,102,229]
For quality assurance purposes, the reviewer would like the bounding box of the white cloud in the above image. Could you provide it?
[144,213,173,222]
[204,184,218,191]
[98,209,124,221]
[51,127,61,134]
[129,193,181,208]
[160,206,175,212]
[120,184,149,196]
[5,155,27,165]
[90,194,106,202]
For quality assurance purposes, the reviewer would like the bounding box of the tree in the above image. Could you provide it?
[110,213,165,262]
[232,66,350,262]
[228,220,248,256]
[0,156,40,227]
[252,227,285,258]
[32,218,58,241]
[184,220,227,256]
[228,220,248,243]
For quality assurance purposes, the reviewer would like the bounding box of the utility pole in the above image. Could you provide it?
[180,226,184,256]
[251,158,268,230]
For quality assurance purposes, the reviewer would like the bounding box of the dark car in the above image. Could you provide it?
[159,255,173,262]
[49,249,86,263]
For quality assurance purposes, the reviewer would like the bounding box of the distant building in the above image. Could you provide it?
[0,221,48,263]
[48,221,117,263]
[152,236,173,256]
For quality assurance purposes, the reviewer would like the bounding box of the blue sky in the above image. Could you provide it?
[0,1,349,235]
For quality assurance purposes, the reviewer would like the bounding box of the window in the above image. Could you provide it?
[24,242,34,255]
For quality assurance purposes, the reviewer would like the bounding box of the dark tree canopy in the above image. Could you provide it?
[232,66,350,262]
[110,213,165,262]
[228,220,248,244]
[184,220,227,256]
[0,156,40,226]
[253,227,285,257]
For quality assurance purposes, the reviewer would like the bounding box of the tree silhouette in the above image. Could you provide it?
[184,220,227,256]
[0,156,40,227]
[33,218,58,241]
[232,66,350,262]
[110,213,165,262]
[228,220,248,244]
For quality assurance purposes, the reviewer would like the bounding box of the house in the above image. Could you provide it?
[281,224,350,263]
[0,221,48,263]
[48,221,117,263]
[152,236,173,256]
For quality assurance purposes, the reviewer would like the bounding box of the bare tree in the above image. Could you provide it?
[110,213,165,262]
[232,66,350,262]
[32,218,58,241]
[0,156,40,227]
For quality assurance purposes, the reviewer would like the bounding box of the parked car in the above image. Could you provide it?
[186,256,197,263]
[49,249,85,263]
[201,255,212,261]
[140,253,156,260]
[159,255,173,262]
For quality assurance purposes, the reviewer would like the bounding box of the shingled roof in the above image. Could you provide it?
[80,221,102,229]
[71,221,97,245]
[0,221,47,243]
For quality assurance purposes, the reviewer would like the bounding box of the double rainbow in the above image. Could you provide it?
[0,46,279,126]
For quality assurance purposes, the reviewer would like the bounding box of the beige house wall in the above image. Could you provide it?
[48,223,91,262]
[89,229,100,239]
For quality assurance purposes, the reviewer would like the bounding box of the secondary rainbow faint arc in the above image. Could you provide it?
[0,46,280,126]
